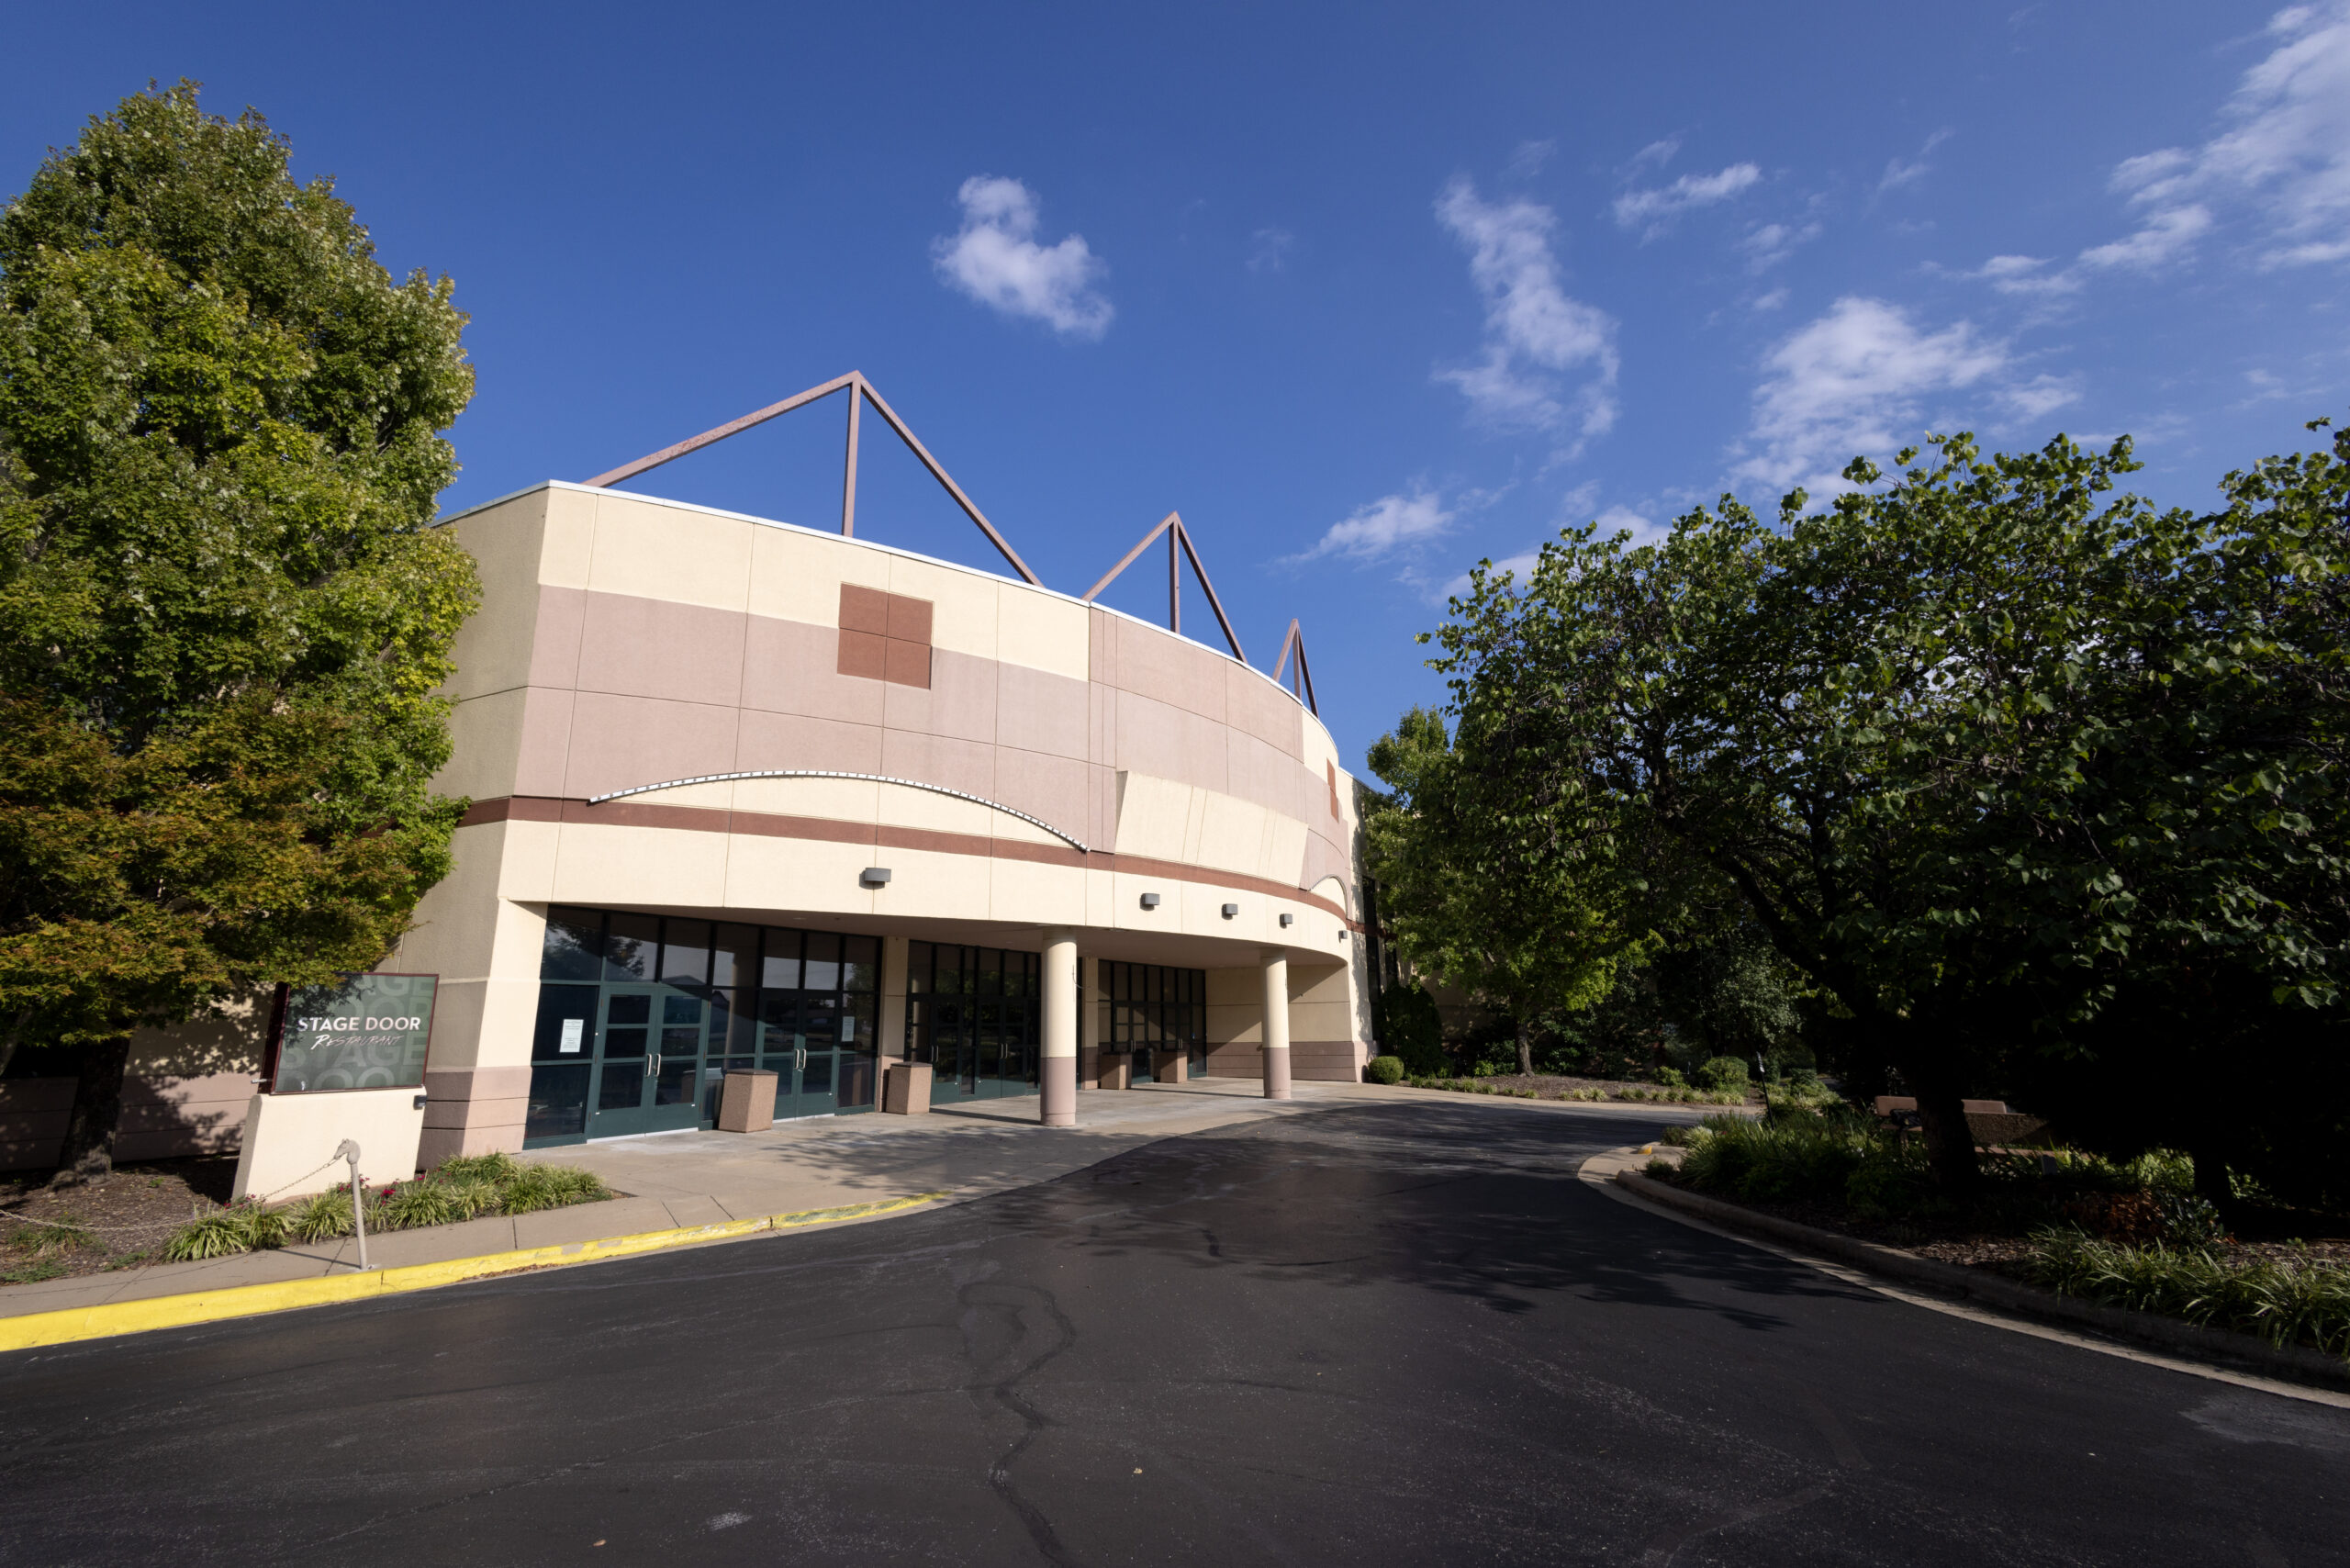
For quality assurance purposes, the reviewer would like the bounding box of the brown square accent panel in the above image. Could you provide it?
[838,584,933,689]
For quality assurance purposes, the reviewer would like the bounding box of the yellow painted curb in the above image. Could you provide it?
[0,1191,947,1353]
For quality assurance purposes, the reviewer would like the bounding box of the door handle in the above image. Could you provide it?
[796,1047,807,1071]
[645,1050,658,1078]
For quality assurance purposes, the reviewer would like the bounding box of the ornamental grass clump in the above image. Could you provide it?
[161,1202,286,1261]
[377,1180,456,1231]
[1675,1108,1887,1206]
[2029,1230,2350,1360]
[498,1164,609,1215]
[285,1187,356,1243]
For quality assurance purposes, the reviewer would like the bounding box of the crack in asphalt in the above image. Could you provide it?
[961,1281,1082,1566]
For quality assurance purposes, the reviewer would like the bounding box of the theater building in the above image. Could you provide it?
[386,375,1372,1169]
[0,375,1375,1182]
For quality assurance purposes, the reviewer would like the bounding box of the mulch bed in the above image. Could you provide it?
[1417,1071,1761,1103]
[1,1156,243,1284]
[1644,1165,2350,1282]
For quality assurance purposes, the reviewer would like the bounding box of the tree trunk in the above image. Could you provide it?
[50,1032,133,1188]
[2186,1137,2236,1228]
[1908,1077,1980,1202]
[1515,1017,1535,1078]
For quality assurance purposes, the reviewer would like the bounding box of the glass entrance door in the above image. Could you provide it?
[588,985,705,1139]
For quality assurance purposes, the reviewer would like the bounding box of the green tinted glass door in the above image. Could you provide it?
[589,986,706,1137]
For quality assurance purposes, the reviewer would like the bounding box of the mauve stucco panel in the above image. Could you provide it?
[513,687,577,799]
[561,692,740,799]
[733,709,884,775]
[995,661,1090,760]
[1109,615,1229,722]
[1089,763,1117,853]
[884,647,996,743]
[1225,663,1304,760]
[879,730,998,799]
[1300,832,1351,907]
[740,615,886,726]
[1112,688,1228,794]
[573,591,747,708]
[527,586,588,690]
[990,747,1091,841]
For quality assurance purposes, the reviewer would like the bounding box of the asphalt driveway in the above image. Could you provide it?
[0,1101,2341,1566]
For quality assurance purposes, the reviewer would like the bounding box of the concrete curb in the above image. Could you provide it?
[0,1192,946,1354]
[1614,1167,2350,1395]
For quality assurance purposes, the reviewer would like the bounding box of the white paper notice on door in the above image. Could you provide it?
[560,1018,585,1054]
[841,1018,855,1042]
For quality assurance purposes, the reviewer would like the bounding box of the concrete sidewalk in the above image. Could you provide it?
[0,1081,1350,1320]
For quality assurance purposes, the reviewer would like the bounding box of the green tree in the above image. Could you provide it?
[0,83,477,1182]
[1365,670,1641,1078]
[1431,428,2347,1196]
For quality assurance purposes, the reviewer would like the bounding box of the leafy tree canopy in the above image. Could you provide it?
[0,83,477,1180]
[1411,424,2347,1196]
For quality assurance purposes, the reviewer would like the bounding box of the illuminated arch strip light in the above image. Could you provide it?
[585,769,1091,854]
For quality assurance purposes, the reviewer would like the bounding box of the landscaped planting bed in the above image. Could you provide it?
[1,1153,613,1282]
[1653,1107,2350,1361]
[1398,1070,1762,1106]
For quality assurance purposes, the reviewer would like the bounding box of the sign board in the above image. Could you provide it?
[269,973,439,1093]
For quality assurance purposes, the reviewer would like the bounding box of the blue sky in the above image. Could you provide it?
[6,2,2347,769]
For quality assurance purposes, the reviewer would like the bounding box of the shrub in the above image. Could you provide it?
[435,1152,522,1184]
[1374,982,1449,1077]
[1698,1057,1750,1092]
[162,1203,285,1261]
[2030,1230,2350,1359]
[1679,1111,1883,1205]
[379,1181,456,1230]
[285,1188,357,1243]
[1366,1055,1405,1085]
[441,1177,504,1221]
[6,1219,95,1259]
[1656,1066,1689,1090]
[499,1164,610,1214]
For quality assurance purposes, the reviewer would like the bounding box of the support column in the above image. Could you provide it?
[1260,948,1292,1101]
[1041,929,1079,1126]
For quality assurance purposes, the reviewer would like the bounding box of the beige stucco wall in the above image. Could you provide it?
[396,480,1373,1145]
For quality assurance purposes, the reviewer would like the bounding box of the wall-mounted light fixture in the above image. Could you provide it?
[1279,913,1293,928]
[1221,903,1238,919]
[860,867,892,888]
[1140,891,1161,909]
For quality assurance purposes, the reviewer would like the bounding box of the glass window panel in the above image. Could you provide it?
[705,989,743,1051]
[607,993,651,1025]
[599,1059,646,1109]
[979,950,1002,997]
[843,935,879,993]
[845,994,877,1052]
[803,933,842,994]
[1020,952,1038,999]
[712,924,758,989]
[541,909,603,982]
[660,1025,701,1059]
[761,928,801,991]
[525,1064,590,1138]
[605,913,658,980]
[757,990,799,1047]
[662,993,701,1025]
[532,985,601,1060]
[659,919,711,985]
[908,941,934,995]
[800,991,840,1048]
[800,1051,833,1093]
[836,1050,873,1109]
[936,946,965,995]
[906,997,930,1062]
[601,1025,648,1058]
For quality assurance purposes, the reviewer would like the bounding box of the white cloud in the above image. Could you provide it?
[1998,373,2085,420]
[1507,139,1557,178]
[1879,129,1955,193]
[1613,162,1762,236]
[932,176,1113,339]
[1629,138,1682,171]
[1740,219,1821,272]
[1592,504,1670,550]
[1752,286,1790,310]
[1248,227,1295,274]
[1968,4,2350,287]
[1292,487,1456,564]
[1433,178,1621,449]
[1734,297,2009,493]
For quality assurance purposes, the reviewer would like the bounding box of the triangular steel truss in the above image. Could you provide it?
[1079,510,1247,664]
[583,372,1041,586]
[1270,619,1318,715]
